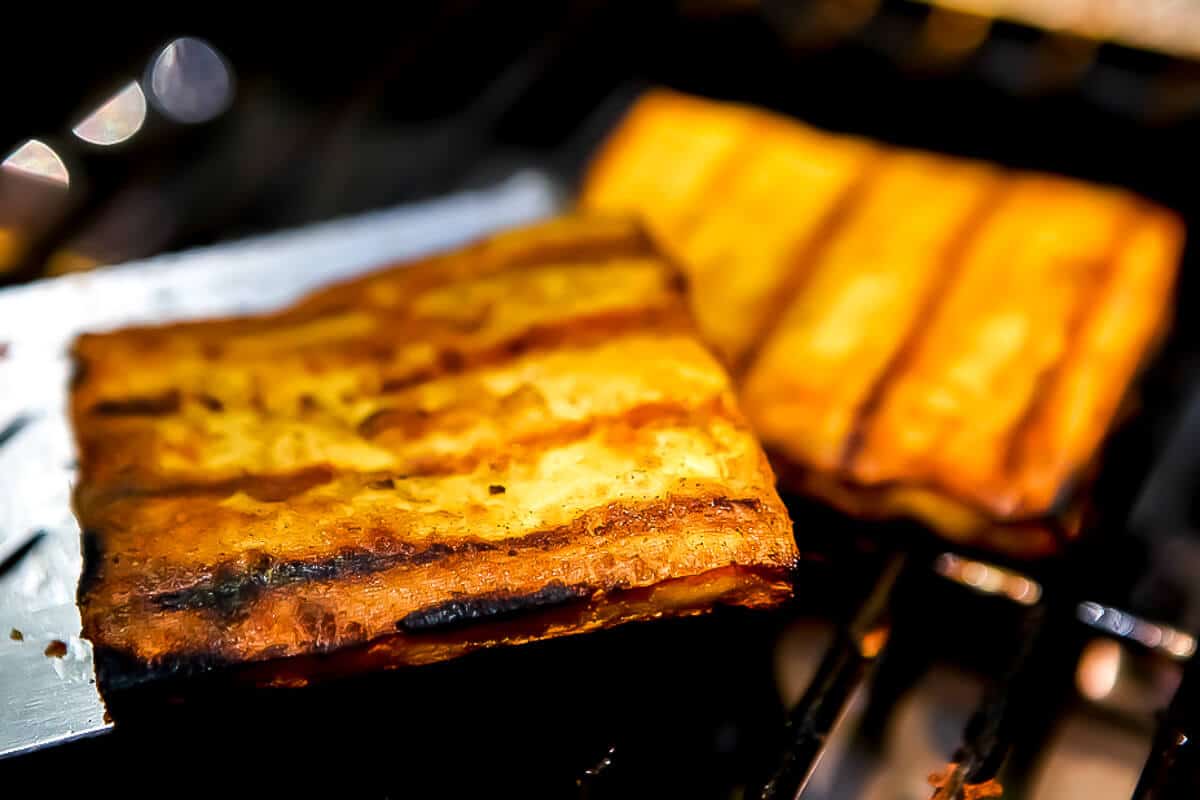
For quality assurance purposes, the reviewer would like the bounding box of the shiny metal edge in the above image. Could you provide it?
[0,170,562,758]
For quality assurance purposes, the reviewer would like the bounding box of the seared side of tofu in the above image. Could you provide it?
[72,216,798,691]
[582,91,1184,555]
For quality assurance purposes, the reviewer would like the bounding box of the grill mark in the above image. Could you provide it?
[94,397,739,507]
[377,304,693,394]
[1000,203,1149,506]
[381,397,740,477]
[143,495,768,615]
[734,150,887,377]
[397,581,591,632]
[839,177,1011,473]
[149,541,497,614]
[451,226,658,282]
[115,465,338,503]
[80,303,691,428]
[361,389,733,448]
[91,390,181,417]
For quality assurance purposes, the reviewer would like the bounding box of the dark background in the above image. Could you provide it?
[4,2,1200,283]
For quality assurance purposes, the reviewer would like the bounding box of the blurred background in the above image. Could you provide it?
[4,1,1200,286]
[6,2,1200,797]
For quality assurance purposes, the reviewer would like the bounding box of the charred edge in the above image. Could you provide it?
[771,454,1070,557]
[840,178,1010,472]
[776,455,1023,521]
[93,643,234,695]
[91,390,181,417]
[377,305,692,395]
[150,539,509,614]
[143,495,766,615]
[69,354,89,391]
[397,581,592,632]
[77,529,106,605]
[94,564,792,697]
[734,151,886,377]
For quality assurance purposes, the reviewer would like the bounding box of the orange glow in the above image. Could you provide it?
[1076,638,1122,701]
[858,625,890,659]
[0,228,26,274]
[918,7,992,63]
[45,249,102,277]
[934,553,1042,605]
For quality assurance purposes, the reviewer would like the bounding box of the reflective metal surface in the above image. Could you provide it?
[72,81,148,146]
[0,170,560,758]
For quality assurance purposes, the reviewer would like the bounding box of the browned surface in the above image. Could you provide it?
[581,90,1184,554]
[215,565,791,690]
[71,215,798,691]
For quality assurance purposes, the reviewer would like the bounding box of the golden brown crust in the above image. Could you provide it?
[581,90,1185,553]
[96,565,793,693]
[582,92,879,368]
[72,215,798,691]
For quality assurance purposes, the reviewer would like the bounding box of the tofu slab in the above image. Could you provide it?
[582,91,1183,555]
[71,215,798,692]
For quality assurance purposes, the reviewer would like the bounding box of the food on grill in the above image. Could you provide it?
[70,215,798,693]
[581,90,1184,555]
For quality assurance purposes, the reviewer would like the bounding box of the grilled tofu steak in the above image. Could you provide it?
[71,216,798,693]
[581,90,1184,556]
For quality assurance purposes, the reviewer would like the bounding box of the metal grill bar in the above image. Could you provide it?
[930,599,1048,798]
[1132,655,1200,798]
[758,551,907,800]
